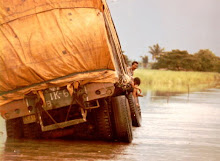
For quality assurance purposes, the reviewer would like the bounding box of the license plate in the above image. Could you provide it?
[43,87,72,109]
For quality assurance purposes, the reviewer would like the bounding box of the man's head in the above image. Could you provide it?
[134,77,141,86]
[131,61,138,71]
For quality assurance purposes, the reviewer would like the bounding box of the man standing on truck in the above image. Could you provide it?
[127,61,139,78]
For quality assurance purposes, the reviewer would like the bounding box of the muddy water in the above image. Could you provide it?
[0,88,220,161]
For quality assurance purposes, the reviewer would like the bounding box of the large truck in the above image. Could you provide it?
[0,0,141,143]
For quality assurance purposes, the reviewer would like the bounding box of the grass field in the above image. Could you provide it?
[134,69,220,93]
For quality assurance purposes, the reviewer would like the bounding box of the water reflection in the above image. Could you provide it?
[1,138,132,160]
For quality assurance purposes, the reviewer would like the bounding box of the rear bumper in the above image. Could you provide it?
[0,82,115,120]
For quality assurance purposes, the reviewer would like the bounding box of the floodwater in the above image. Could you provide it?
[0,88,220,161]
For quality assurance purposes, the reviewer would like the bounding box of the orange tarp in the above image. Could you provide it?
[0,0,122,106]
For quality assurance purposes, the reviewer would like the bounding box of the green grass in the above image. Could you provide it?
[134,69,220,93]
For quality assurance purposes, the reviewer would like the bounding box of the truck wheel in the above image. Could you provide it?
[6,118,23,138]
[112,95,133,143]
[127,92,142,127]
[23,123,42,139]
[94,99,113,141]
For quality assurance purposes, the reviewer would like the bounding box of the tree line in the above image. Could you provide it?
[123,44,220,73]
[153,49,220,72]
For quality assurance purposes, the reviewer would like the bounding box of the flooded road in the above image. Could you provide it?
[0,88,220,161]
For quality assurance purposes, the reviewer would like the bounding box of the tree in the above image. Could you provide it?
[194,49,220,72]
[148,44,165,61]
[153,50,195,70]
[140,55,148,68]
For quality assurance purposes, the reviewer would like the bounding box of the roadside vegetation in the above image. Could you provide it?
[134,69,220,93]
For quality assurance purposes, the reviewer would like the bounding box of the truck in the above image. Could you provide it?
[0,0,141,143]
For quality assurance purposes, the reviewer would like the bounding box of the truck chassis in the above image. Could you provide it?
[2,82,141,142]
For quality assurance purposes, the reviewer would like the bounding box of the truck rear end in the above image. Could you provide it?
[0,0,141,142]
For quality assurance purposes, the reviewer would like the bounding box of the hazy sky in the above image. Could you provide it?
[106,0,220,61]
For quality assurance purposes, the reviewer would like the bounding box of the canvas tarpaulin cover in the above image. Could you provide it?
[0,0,123,106]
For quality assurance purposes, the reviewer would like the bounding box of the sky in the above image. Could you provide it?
[106,0,220,61]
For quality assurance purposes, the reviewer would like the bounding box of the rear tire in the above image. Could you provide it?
[112,95,133,143]
[127,92,142,127]
[6,118,23,138]
[94,99,113,141]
